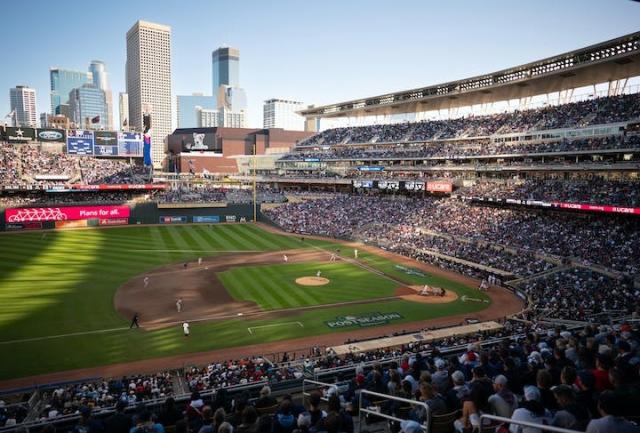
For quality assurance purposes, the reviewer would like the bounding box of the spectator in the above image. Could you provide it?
[488,375,517,418]
[509,386,552,433]
[585,391,640,433]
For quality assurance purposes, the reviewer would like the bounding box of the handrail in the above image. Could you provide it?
[357,389,430,433]
[302,378,341,402]
[479,414,583,433]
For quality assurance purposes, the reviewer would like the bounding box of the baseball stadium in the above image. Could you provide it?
[1,8,640,433]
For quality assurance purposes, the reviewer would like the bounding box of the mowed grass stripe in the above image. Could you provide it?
[251,271,297,309]
[226,224,274,250]
[226,269,272,308]
[235,268,286,309]
[191,226,225,250]
[183,225,218,251]
[215,225,255,250]
[148,227,172,260]
[244,224,302,250]
[221,225,260,250]
[261,266,319,306]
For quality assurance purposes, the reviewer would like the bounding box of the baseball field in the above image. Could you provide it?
[0,223,510,383]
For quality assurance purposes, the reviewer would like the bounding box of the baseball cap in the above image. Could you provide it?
[493,375,508,386]
[524,386,541,402]
[435,359,446,369]
[400,420,422,433]
[451,370,465,384]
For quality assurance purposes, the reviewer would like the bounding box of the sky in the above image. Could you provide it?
[1,0,640,129]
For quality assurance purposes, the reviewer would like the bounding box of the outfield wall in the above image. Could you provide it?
[0,202,256,231]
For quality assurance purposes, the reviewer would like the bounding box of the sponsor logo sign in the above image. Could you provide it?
[99,218,128,226]
[426,181,453,193]
[6,127,36,142]
[394,264,426,277]
[94,131,119,156]
[193,215,220,223]
[353,180,373,188]
[357,166,384,172]
[325,312,403,329]
[225,215,237,222]
[5,205,130,222]
[37,128,66,142]
[552,202,640,215]
[159,216,187,224]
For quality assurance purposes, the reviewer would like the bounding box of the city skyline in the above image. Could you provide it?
[1,0,640,130]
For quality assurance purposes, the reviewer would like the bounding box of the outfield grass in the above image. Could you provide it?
[219,261,398,310]
[0,224,491,380]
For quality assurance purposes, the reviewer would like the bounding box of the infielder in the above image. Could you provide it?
[144,276,149,288]
[198,257,203,266]
[329,253,336,262]
[283,254,288,263]
[176,298,183,312]
[316,270,322,278]
[354,249,358,259]
[183,322,190,337]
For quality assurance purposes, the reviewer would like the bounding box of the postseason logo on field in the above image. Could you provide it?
[325,312,403,329]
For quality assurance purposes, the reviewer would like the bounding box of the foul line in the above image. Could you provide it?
[247,321,304,335]
[0,326,132,345]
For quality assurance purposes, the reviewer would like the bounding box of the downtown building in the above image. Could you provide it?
[89,60,114,129]
[9,85,37,127]
[50,68,92,116]
[69,84,108,130]
[210,46,247,128]
[126,20,172,168]
[263,99,305,131]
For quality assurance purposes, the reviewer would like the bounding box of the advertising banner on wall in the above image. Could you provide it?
[5,205,130,223]
[159,216,187,224]
[55,220,88,229]
[67,130,95,155]
[6,127,36,142]
[118,132,144,157]
[193,215,220,223]
[36,128,66,143]
[426,181,453,193]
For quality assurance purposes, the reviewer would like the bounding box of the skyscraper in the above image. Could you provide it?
[126,20,172,168]
[119,92,129,130]
[89,60,114,129]
[10,85,37,127]
[50,68,92,115]
[68,84,107,130]
[211,47,240,94]
[263,99,305,130]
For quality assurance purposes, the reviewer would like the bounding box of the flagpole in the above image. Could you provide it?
[253,143,257,223]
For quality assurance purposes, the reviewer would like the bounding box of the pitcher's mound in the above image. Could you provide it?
[396,285,458,304]
[296,276,330,286]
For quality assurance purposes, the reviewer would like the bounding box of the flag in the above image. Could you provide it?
[91,115,100,124]
[143,129,152,166]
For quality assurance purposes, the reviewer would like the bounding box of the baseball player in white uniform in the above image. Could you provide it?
[176,298,183,312]
[183,322,190,337]
[144,277,149,288]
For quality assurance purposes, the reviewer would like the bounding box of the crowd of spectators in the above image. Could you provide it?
[35,373,174,423]
[0,144,149,189]
[185,357,303,393]
[298,93,640,147]
[0,191,151,208]
[457,178,640,207]
[15,321,640,433]
[156,186,287,204]
[358,224,555,279]
[280,134,639,162]
[265,195,640,276]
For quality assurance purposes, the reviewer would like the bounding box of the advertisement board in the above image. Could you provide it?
[70,184,165,191]
[55,220,88,229]
[159,216,187,224]
[99,218,129,226]
[193,215,220,223]
[378,181,399,190]
[357,166,384,172]
[405,181,425,191]
[426,181,453,193]
[6,127,36,142]
[67,130,94,155]
[5,205,130,223]
[168,131,221,153]
[552,202,640,215]
[225,215,237,222]
[36,128,66,143]
[353,180,373,188]
[117,132,144,156]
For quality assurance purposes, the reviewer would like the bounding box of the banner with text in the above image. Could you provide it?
[5,205,130,222]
